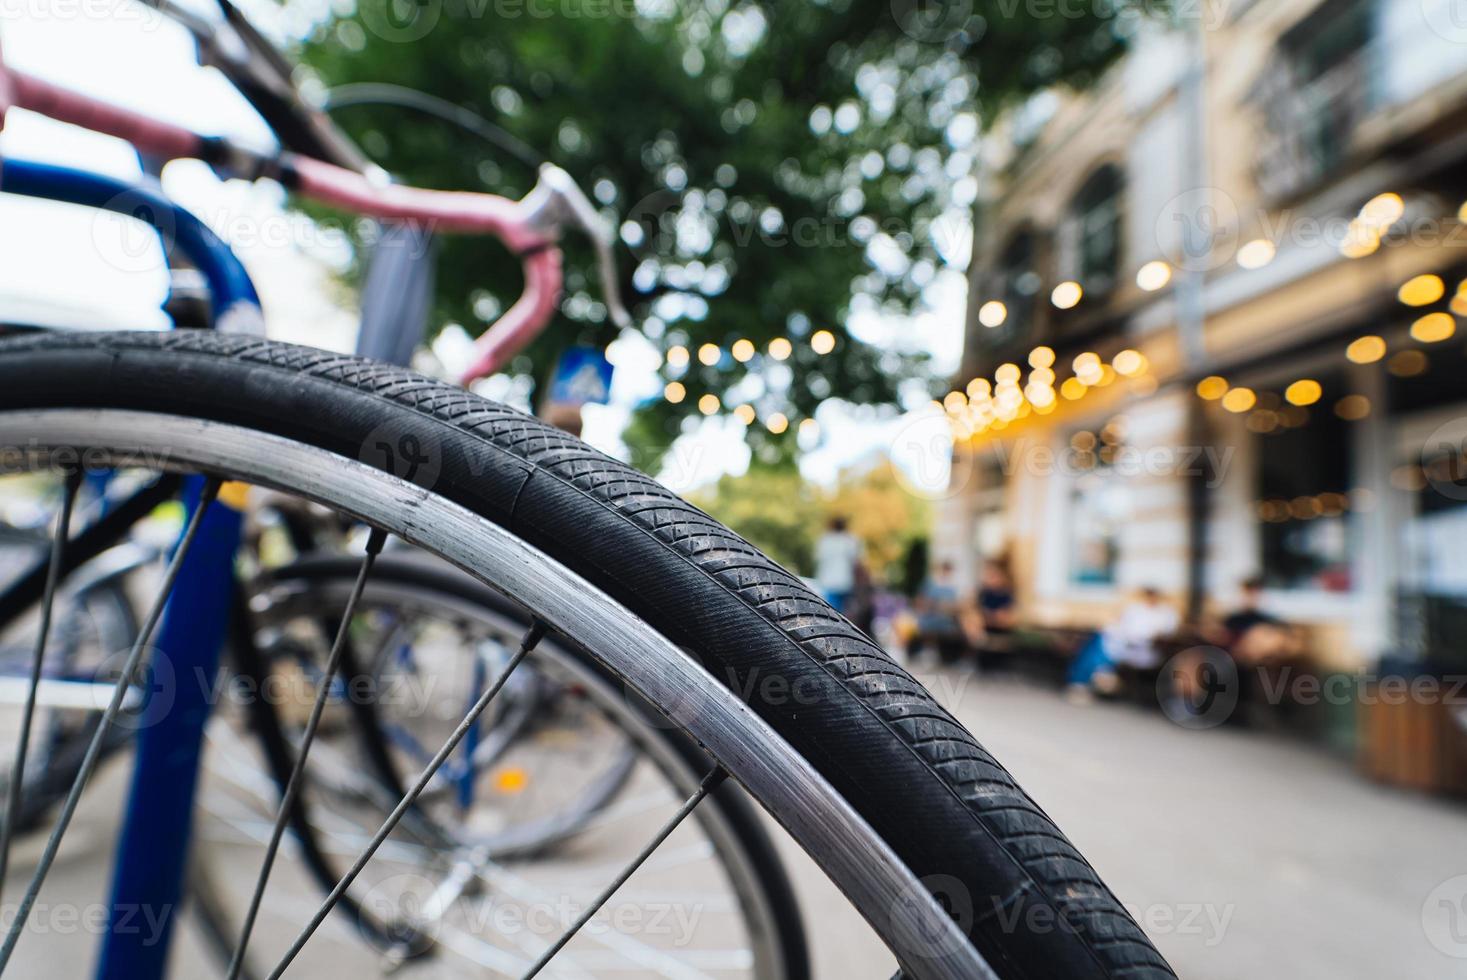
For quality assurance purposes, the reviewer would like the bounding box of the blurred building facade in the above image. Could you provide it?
[941,0,1467,672]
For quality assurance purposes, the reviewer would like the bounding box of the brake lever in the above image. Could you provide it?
[520,164,632,328]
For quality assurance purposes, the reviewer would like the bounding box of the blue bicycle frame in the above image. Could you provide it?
[1,158,258,979]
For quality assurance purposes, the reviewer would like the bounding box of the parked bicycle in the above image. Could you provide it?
[0,10,1176,979]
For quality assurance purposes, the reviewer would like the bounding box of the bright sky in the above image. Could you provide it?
[0,7,966,493]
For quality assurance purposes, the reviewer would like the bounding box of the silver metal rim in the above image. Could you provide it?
[0,408,991,980]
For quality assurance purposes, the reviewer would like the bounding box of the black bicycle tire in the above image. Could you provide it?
[0,331,1174,980]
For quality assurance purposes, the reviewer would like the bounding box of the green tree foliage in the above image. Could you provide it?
[823,458,929,580]
[300,0,1125,469]
[690,454,930,582]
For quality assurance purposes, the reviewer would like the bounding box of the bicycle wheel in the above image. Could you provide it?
[0,330,1175,979]
[247,550,649,860]
[190,548,803,977]
[0,498,147,833]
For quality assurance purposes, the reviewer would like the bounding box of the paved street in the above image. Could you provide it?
[801,666,1467,980]
[5,666,1465,978]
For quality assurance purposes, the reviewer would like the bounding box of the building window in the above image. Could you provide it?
[1253,0,1374,197]
[1253,377,1354,592]
[1068,165,1123,293]
[1067,419,1128,586]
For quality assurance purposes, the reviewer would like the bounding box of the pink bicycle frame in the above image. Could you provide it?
[0,57,564,383]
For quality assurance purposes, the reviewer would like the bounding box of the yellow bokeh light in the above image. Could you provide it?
[1398,274,1446,307]
[1060,377,1088,401]
[1027,385,1056,408]
[1029,367,1055,386]
[943,391,967,413]
[1073,352,1102,373]
[1051,281,1083,310]
[966,378,991,399]
[1340,221,1381,259]
[1237,239,1276,270]
[1284,379,1322,406]
[493,767,530,794]
[666,345,689,367]
[1196,376,1229,400]
[1452,295,1467,317]
[664,381,686,404]
[799,418,820,436]
[768,337,793,360]
[698,343,721,366]
[1410,312,1456,343]
[810,329,836,355]
[731,338,755,362]
[1345,335,1386,364]
[1361,192,1404,228]
[766,412,789,434]
[1029,346,1056,369]
[1136,260,1172,292]
[995,363,1021,385]
[698,393,721,414]
[1112,349,1147,377]
[1221,387,1257,413]
[734,403,756,425]
[978,301,1008,328]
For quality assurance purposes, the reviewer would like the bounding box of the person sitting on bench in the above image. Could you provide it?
[1065,587,1178,701]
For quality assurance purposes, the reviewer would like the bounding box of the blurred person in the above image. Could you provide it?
[976,560,1018,634]
[1217,576,1299,666]
[1065,587,1179,701]
[955,560,1017,649]
[1169,577,1304,715]
[814,516,861,613]
[907,560,967,663]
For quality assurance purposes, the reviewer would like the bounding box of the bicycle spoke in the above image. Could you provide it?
[263,618,548,980]
[521,765,727,980]
[0,477,220,972]
[225,527,387,980]
[0,469,81,903]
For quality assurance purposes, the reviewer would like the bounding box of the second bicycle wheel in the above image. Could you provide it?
[192,549,806,977]
[0,330,1174,979]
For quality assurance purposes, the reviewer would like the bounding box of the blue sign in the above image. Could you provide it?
[549,345,614,406]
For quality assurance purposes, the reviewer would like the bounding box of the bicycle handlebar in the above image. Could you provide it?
[0,56,628,381]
